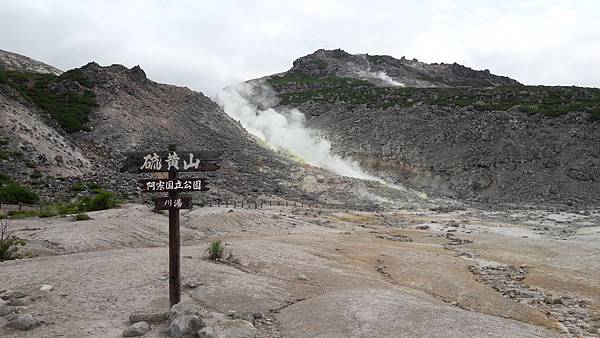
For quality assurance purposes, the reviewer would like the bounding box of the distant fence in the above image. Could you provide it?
[0,202,41,212]
[205,200,600,213]
[2,200,599,214]
[198,200,369,211]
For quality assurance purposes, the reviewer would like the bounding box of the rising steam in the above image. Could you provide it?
[216,83,387,182]
[356,70,405,87]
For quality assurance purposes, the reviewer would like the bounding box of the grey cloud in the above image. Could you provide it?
[1,0,598,95]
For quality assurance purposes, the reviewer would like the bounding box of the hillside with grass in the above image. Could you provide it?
[267,72,600,120]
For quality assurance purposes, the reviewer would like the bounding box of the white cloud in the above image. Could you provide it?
[0,0,599,93]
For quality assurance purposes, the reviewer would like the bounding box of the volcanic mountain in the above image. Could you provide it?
[249,49,600,206]
[0,49,417,207]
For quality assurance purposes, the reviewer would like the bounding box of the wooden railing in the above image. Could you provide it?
[0,202,41,212]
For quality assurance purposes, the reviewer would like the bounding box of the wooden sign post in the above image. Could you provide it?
[124,145,222,306]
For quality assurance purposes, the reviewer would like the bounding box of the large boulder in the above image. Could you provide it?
[0,304,14,317]
[129,311,169,323]
[122,321,151,337]
[0,290,27,300]
[169,303,201,322]
[168,315,205,338]
[7,314,40,331]
[199,319,257,338]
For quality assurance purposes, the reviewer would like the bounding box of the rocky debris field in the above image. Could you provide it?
[1,203,599,337]
[255,49,600,207]
[277,99,600,206]
[0,51,441,207]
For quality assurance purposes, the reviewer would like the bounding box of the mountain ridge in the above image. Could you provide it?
[0,49,419,208]
[284,48,521,87]
[0,49,62,76]
[251,49,600,205]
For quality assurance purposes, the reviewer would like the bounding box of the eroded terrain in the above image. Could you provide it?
[1,203,599,337]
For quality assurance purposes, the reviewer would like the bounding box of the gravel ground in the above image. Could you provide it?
[1,204,598,337]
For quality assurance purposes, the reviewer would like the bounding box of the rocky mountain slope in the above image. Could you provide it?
[0,50,424,208]
[0,84,91,178]
[72,62,310,202]
[253,49,600,206]
[0,49,62,76]
[278,48,520,87]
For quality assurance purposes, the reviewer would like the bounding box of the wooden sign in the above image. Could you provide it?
[123,145,221,307]
[154,197,193,210]
[138,178,208,192]
[123,150,222,173]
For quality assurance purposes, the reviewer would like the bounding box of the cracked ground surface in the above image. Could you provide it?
[1,204,599,337]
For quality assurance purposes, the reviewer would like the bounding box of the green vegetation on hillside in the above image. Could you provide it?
[0,217,25,261]
[0,174,39,204]
[3,189,121,219]
[0,183,39,204]
[0,68,96,132]
[266,72,600,120]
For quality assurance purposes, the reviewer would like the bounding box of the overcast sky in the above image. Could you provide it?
[1,0,599,95]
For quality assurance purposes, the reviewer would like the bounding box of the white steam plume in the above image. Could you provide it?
[356,70,405,87]
[216,83,387,182]
[373,71,405,87]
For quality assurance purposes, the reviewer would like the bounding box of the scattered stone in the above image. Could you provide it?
[39,284,53,292]
[169,303,201,323]
[7,314,40,331]
[456,250,475,258]
[468,264,593,337]
[415,225,430,230]
[168,315,205,338]
[122,321,151,337]
[200,319,257,338]
[183,279,202,289]
[545,296,563,305]
[129,311,169,323]
[376,234,412,242]
[0,290,27,300]
[446,237,473,246]
[7,298,27,306]
[0,304,14,316]
[199,327,216,338]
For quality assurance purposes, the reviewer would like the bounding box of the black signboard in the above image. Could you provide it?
[138,178,208,192]
[154,197,193,210]
[123,150,222,173]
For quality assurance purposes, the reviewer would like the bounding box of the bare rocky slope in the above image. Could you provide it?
[0,84,91,178]
[253,49,600,206]
[0,49,62,76]
[277,48,520,87]
[0,50,424,208]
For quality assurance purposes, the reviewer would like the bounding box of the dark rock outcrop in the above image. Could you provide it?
[288,48,520,87]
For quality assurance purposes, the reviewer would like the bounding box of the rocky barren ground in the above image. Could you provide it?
[1,203,599,337]
[2,48,600,338]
